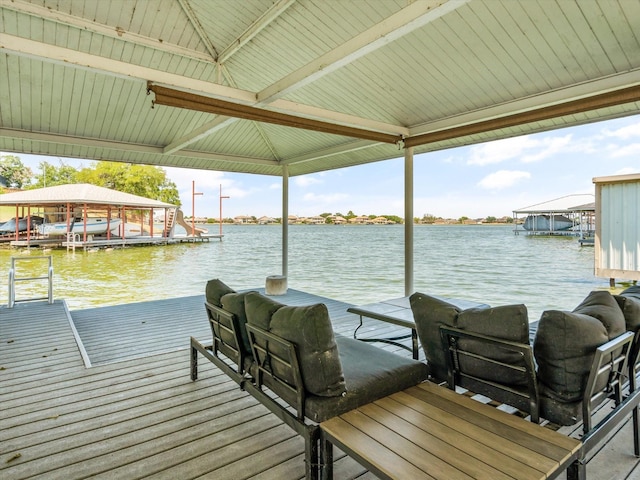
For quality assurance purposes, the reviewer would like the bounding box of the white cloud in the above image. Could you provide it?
[609,143,640,158]
[294,175,322,187]
[467,136,540,165]
[614,167,640,175]
[603,121,640,140]
[477,170,530,190]
[520,135,572,163]
[467,134,574,166]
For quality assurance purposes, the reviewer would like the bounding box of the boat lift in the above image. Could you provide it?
[8,255,54,308]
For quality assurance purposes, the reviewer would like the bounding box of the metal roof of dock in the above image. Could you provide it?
[1,0,639,176]
[513,194,596,214]
[0,183,176,208]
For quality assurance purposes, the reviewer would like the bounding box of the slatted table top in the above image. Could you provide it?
[347,295,487,328]
[321,381,581,480]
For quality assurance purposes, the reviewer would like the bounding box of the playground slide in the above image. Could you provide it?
[174,209,208,236]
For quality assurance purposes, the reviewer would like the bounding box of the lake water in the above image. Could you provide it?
[1,224,616,322]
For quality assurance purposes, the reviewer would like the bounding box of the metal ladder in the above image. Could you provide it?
[8,255,54,308]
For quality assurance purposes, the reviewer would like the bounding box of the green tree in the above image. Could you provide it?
[421,213,437,224]
[485,216,497,223]
[76,162,181,205]
[0,155,33,188]
[458,216,469,224]
[30,160,79,188]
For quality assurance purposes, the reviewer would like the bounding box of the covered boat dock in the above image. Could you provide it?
[0,184,221,250]
[513,194,596,240]
[1,1,640,478]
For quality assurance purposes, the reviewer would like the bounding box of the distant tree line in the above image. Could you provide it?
[0,155,181,206]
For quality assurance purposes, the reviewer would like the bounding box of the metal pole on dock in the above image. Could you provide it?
[191,181,203,236]
[219,184,229,236]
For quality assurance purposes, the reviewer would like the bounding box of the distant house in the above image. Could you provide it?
[331,215,347,224]
[349,216,371,224]
[306,215,326,225]
[372,216,393,224]
[257,216,277,225]
[288,215,300,224]
[234,215,254,224]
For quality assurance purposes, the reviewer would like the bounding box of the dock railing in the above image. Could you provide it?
[8,255,54,308]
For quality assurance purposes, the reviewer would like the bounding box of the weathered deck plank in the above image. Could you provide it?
[1,294,639,479]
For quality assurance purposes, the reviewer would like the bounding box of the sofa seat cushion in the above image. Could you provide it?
[409,293,461,381]
[456,304,530,386]
[539,395,582,426]
[304,336,429,423]
[205,279,235,307]
[534,291,626,406]
[220,291,254,356]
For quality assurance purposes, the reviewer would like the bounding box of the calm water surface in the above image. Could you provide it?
[2,224,614,322]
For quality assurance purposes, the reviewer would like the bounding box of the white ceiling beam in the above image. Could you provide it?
[177,0,219,60]
[0,0,216,63]
[408,69,640,138]
[163,117,238,154]
[1,34,406,137]
[218,0,297,64]
[282,139,382,165]
[1,35,256,103]
[257,0,470,103]
[0,128,278,167]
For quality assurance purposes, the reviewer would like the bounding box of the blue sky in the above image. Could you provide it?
[4,114,640,219]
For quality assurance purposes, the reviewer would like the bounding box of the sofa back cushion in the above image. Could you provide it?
[244,291,284,331]
[616,285,640,332]
[534,290,626,403]
[245,292,346,397]
[456,304,530,385]
[270,304,346,397]
[205,279,235,307]
[410,293,461,381]
[220,291,254,355]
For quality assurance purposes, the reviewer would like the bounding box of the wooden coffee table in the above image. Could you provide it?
[321,381,581,480]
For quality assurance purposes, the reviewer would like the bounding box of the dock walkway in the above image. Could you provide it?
[1,292,639,479]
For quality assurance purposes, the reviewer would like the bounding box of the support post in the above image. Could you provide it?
[282,165,289,278]
[219,184,230,236]
[404,146,414,297]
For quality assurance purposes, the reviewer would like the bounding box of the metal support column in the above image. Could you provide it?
[282,165,289,278]
[404,146,414,296]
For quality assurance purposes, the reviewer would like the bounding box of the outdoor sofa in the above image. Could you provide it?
[191,279,428,480]
[410,287,640,480]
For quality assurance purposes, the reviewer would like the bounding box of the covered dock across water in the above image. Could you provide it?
[0,184,222,249]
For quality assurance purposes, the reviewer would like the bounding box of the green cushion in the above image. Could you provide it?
[270,303,346,397]
[205,279,235,307]
[410,293,461,381]
[244,291,284,331]
[621,285,640,301]
[573,290,626,337]
[456,304,529,385]
[304,336,429,422]
[534,291,626,406]
[615,294,640,332]
[220,291,254,355]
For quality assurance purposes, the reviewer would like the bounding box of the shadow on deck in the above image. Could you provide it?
[1,293,639,479]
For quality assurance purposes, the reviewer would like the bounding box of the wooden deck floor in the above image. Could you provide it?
[1,292,640,479]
